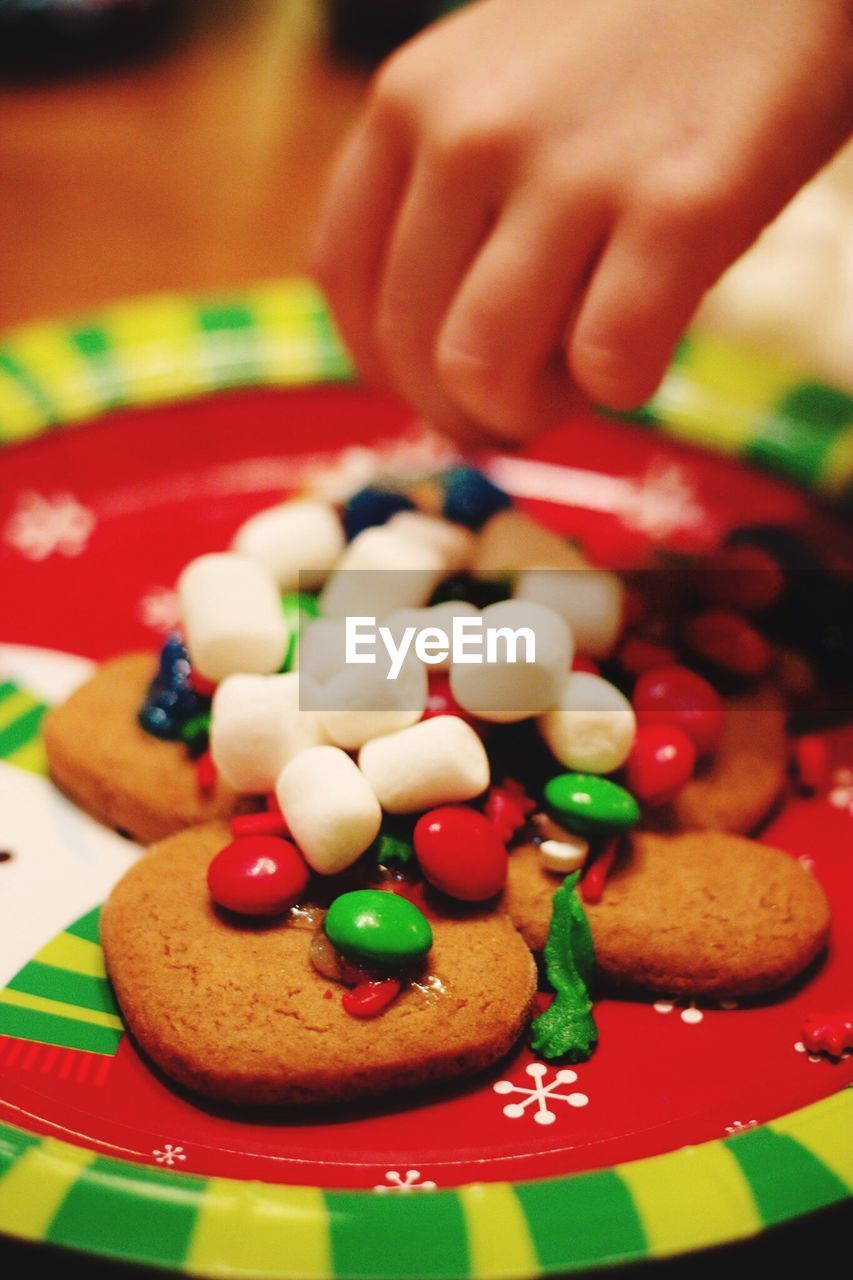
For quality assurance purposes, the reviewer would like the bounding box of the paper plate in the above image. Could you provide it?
[0,291,850,1277]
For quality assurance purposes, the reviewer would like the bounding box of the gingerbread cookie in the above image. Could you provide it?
[43,654,241,844]
[101,823,537,1107]
[503,830,829,996]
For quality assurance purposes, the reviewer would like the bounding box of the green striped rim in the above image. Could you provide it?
[0,1091,848,1276]
[0,281,850,495]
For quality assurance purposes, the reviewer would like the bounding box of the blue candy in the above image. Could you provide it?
[440,466,512,530]
[343,487,415,541]
[138,634,205,740]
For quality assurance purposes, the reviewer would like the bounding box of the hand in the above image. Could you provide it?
[313,0,853,444]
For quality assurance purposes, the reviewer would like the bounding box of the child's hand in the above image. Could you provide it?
[313,0,852,443]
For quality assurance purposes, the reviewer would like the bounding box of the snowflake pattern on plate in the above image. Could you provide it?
[725,1120,758,1135]
[138,586,182,634]
[493,1062,589,1126]
[654,996,739,1025]
[373,1169,437,1193]
[3,491,96,561]
[828,768,853,817]
[152,1143,186,1166]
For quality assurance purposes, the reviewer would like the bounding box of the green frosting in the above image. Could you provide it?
[530,872,598,1062]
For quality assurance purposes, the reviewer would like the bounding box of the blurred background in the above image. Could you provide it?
[0,0,850,385]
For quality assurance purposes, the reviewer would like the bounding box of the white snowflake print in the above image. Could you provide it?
[654,998,704,1024]
[139,586,181,633]
[828,768,853,817]
[623,463,706,539]
[494,1062,589,1126]
[152,1143,186,1166]
[3,490,96,561]
[373,1170,437,1193]
[798,854,817,874]
[725,1120,758,1135]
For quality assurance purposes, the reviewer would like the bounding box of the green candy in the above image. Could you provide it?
[371,833,415,868]
[544,772,640,836]
[323,889,432,970]
[280,591,320,671]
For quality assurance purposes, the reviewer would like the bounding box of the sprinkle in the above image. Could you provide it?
[230,810,290,838]
[195,750,217,795]
[580,837,619,904]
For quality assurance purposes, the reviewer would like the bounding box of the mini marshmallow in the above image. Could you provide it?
[317,656,428,750]
[319,525,447,619]
[384,600,479,672]
[231,497,345,591]
[449,600,572,724]
[295,617,350,683]
[472,509,588,580]
[275,745,382,875]
[210,672,327,793]
[538,671,636,774]
[358,715,490,813]
[539,833,589,875]
[515,568,624,659]
[178,552,288,681]
[386,511,475,574]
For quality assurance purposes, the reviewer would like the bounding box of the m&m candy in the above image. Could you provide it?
[324,889,433,969]
[626,724,697,805]
[632,664,724,757]
[414,806,508,901]
[207,835,310,916]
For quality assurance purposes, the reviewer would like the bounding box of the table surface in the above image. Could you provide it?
[0,4,849,1276]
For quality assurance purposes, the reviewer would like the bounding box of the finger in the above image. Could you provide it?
[566,211,724,411]
[375,152,495,434]
[434,187,610,439]
[311,116,410,384]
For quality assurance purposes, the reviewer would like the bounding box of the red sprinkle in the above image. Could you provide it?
[230,810,290,838]
[618,637,677,677]
[580,838,619,904]
[684,609,773,678]
[801,1011,853,1057]
[342,978,401,1019]
[189,670,218,697]
[195,750,217,794]
[794,735,830,793]
[571,654,601,675]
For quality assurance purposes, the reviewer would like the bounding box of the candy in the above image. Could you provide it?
[540,833,589,875]
[210,673,327,794]
[626,723,697,804]
[178,552,288,682]
[414,806,507,901]
[139,635,203,739]
[231,497,345,591]
[359,715,490,813]
[343,487,415,540]
[431,572,511,610]
[324,888,433,968]
[317,655,428,750]
[280,591,320,672]
[617,636,677,676]
[230,810,290,838]
[538,672,636,775]
[207,835,310,916]
[632,664,724,757]
[579,837,619,904]
[422,671,486,731]
[275,746,382,874]
[386,510,475,573]
[370,832,415,867]
[342,979,402,1018]
[684,609,773,678]
[571,655,601,675]
[699,543,785,613]
[319,525,447,620]
[384,600,479,674]
[471,509,587,579]
[449,600,572,723]
[515,567,625,659]
[794,734,829,792]
[484,780,535,842]
[195,750,217,794]
[440,465,512,530]
[544,772,640,836]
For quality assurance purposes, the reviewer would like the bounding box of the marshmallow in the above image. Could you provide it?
[231,497,345,591]
[472,509,588,579]
[538,671,636,774]
[210,673,327,794]
[178,552,288,681]
[295,617,349,683]
[275,745,382,875]
[319,525,447,619]
[449,599,572,724]
[386,511,475,574]
[515,568,624,659]
[358,715,490,813]
[317,656,428,750]
[384,600,479,672]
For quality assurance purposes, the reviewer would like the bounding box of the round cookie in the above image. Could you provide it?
[43,654,242,844]
[503,831,829,996]
[645,685,789,835]
[101,822,537,1107]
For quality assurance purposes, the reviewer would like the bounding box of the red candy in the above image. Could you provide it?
[633,664,724,757]
[580,837,619,904]
[414,806,507,901]
[485,779,535,843]
[195,749,217,794]
[626,723,697,805]
[684,609,772,678]
[571,654,601,675]
[801,1011,853,1057]
[421,672,487,734]
[794,735,829,793]
[207,835,310,916]
[618,636,677,677]
[700,544,785,613]
[230,810,290,838]
[342,978,401,1019]
[189,670,218,697]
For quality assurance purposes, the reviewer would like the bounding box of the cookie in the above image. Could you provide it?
[101,822,537,1107]
[646,685,789,834]
[503,830,829,996]
[44,654,241,844]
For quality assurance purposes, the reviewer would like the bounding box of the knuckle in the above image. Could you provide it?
[637,162,738,232]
